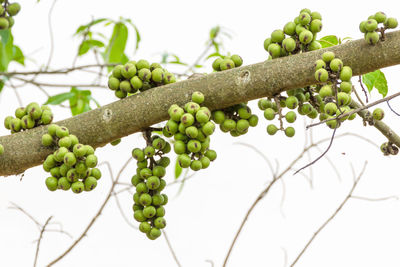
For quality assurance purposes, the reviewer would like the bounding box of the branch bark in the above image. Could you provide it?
[2,31,400,176]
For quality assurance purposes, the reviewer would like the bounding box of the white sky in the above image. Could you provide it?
[1,0,400,267]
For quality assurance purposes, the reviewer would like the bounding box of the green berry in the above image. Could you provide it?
[268,43,281,58]
[319,84,333,98]
[58,136,72,148]
[139,222,152,233]
[41,110,53,125]
[190,160,202,171]
[153,165,166,178]
[324,102,338,115]
[134,210,147,222]
[143,206,156,218]
[138,68,152,82]
[322,51,335,63]
[212,58,223,71]
[212,110,225,124]
[6,3,21,16]
[285,111,297,123]
[64,152,77,167]
[220,59,235,70]
[136,182,149,194]
[4,116,13,130]
[54,147,69,162]
[267,124,278,135]
[154,217,166,229]
[337,92,351,106]
[308,41,322,51]
[121,63,137,79]
[315,59,326,70]
[271,29,285,43]
[299,12,311,25]
[283,22,296,35]
[384,17,398,29]
[311,11,322,20]
[340,82,352,93]
[108,77,120,90]
[365,32,380,45]
[192,91,205,104]
[248,115,258,127]
[147,176,161,190]
[301,103,313,115]
[148,228,162,239]
[139,193,152,206]
[151,68,164,83]
[310,19,322,33]
[282,38,296,52]
[71,181,84,193]
[156,206,166,217]
[136,59,150,70]
[315,68,329,82]
[41,134,53,146]
[330,58,343,72]
[10,118,21,132]
[85,145,95,156]
[45,177,58,191]
[263,108,275,120]
[374,12,387,23]
[365,19,378,32]
[0,17,9,29]
[85,154,98,168]
[132,148,145,161]
[359,21,367,33]
[178,154,191,168]
[299,30,313,44]
[15,107,26,119]
[231,54,243,67]
[222,119,236,131]
[285,96,299,109]
[187,140,201,153]
[66,168,78,183]
[84,176,97,191]
[58,177,71,191]
[339,66,352,81]
[285,127,295,137]
[130,76,143,91]
[56,126,69,138]
[181,113,195,127]
[372,108,384,120]
[326,118,339,129]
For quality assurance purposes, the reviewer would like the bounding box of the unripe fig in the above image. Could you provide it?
[310,19,322,33]
[220,59,235,70]
[212,58,223,70]
[319,84,333,98]
[6,3,21,16]
[0,144,4,155]
[365,19,378,32]
[71,181,84,194]
[283,22,296,35]
[285,111,297,123]
[339,66,352,81]
[315,59,326,70]
[267,124,278,135]
[340,81,352,93]
[270,29,285,43]
[21,115,35,129]
[192,91,205,104]
[311,11,322,20]
[56,126,69,138]
[372,108,384,120]
[58,177,71,191]
[45,177,58,191]
[138,68,151,82]
[299,12,311,26]
[85,154,98,168]
[330,58,343,72]
[268,43,281,58]
[136,59,150,70]
[231,54,243,67]
[308,41,321,51]
[322,51,335,63]
[0,17,9,29]
[58,136,72,148]
[190,160,202,171]
[64,152,77,167]
[151,68,164,83]
[108,77,120,90]
[11,118,21,132]
[178,154,191,168]
[121,63,137,79]
[359,21,367,33]
[282,38,296,52]
[41,110,53,125]
[315,68,329,82]
[384,17,398,29]
[365,32,379,45]
[374,12,387,23]
[324,102,338,115]
[284,127,295,137]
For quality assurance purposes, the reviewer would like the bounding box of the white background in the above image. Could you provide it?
[1,0,400,267]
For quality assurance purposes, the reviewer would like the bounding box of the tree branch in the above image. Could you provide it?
[2,31,400,176]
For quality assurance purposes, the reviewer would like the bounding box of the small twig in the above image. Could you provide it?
[205,259,215,267]
[33,216,53,267]
[11,76,107,88]
[358,76,369,103]
[162,230,182,267]
[274,95,284,131]
[289,162,367,267]
[351,195,399,201]
[294,127,337,175]
[386,100,400,116]
[44,0,57,71]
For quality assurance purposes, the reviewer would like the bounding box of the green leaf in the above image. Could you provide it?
[0,79,4,94]
[175,159,182,179]
[206,52,223,59]
[69,87,92,116]
[124,18,141,51]
[78,41,91,56]
[318,35,339,48]
[209,26,220,39]
[45,92,75,105]
[103,22,128,64]
[75,18,108,35]
[12,45,24,65]
[0,29,10,45]
[362,70,388,97]
[0,31,14,72]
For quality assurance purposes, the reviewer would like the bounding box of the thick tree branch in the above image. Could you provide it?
[1,31,400,176]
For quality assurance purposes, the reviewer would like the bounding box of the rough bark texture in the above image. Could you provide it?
[1,31,400,176]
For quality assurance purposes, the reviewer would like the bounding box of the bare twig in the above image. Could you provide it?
[358,75,369,103]
[289,162,367,267]
[33,216,53,267]
[386,100,400,116]
[162,230,182,267]
[351,195,399,201]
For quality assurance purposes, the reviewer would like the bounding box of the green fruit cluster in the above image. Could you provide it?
[314,51,356,129]
[107,59,176,99]
[164,92,217,170]
[212,103,258,137]
[380,141,399,156]
[4,102,53,133]
[258,97,298,137]
[212,54,243,71]
[0,2,20,30]
[211,54,259,137]
[131,134,170,240]
[360,12,398,45]
[264,8,323,59]
[41,124,101,193]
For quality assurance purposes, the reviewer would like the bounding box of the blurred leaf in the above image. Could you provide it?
[75,18,108,35]
[0,29,10,45]
[212,41,220,53]
[69,87,92,116]
[78,39,105,56]
[209,26,220,39]
[206,52,223,59]
[12,45,24,65]
[362,70,388,97]
[124,18,141,51]
[0,79,4,94]
[45,92,75,105]
[0,30,15,71]
[175,159,182,179]
[194,64,203,68]
[168,61,187,66]
[318,35,339,48]
[103,22,128,64]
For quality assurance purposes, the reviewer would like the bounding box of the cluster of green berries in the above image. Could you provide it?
[264,8,322,59]
[4,102,53,133]
[41,124,101,193]
[359,12,398,45]
[163,92,217,171]
[314,51,357,129]
[380,141,399,156]
[258,97,297,137]
[131,134,171,240]
[108,59,176,99]
[212,103,258,137]
[212,54,243,71]
[0,1,20,30]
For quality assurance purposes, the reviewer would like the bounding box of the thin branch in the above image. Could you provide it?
[386,100,400,116]
[351,195,399,201]
[44,0,57,71]
[46,157,132,266]
[289,162,368,267]
[11,76,107,88]
[358,75,369,103]
[162,230,182,267]
[33,216,53,267]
